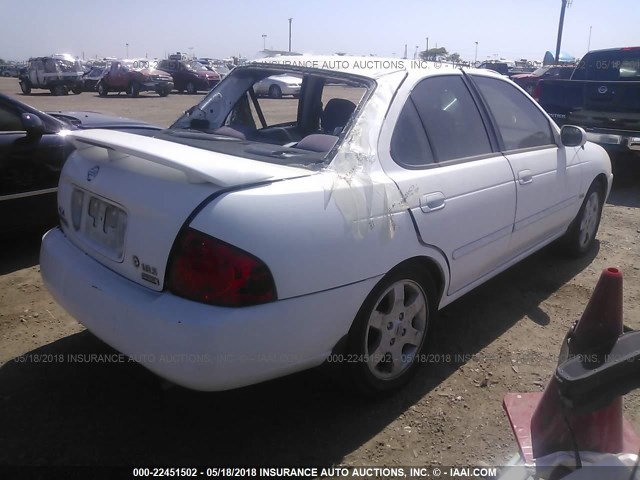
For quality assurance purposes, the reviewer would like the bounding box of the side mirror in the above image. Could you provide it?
[560,125,587,148]
[21,113,44,138]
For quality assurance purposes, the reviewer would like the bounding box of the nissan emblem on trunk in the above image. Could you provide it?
[87,166,100,181]
[598,86,608,94]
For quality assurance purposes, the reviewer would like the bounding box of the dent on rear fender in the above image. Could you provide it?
[323,73,419,240]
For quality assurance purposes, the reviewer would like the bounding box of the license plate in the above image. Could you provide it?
[73,188,127,260]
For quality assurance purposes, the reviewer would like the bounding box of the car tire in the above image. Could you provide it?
[72,85,82,95]
[97,83,108,97]
[345,265,437,396]
[560,182,604,257]
[268,84,282,99]
[20,81,31,95]
[51,85,67,96]
[186,82,197,94]
[127,82,140,98]
[158,89,170,97]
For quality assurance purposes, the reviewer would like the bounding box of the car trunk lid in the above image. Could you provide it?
[58,129,310,291]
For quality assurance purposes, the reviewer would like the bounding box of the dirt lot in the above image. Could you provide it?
[0,76,639,470]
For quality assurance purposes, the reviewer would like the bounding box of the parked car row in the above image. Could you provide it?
[0,65,21,77]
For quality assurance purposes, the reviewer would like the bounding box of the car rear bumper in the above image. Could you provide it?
[584,130,640,155]
[141,81,173,93]
[40,227,378,391]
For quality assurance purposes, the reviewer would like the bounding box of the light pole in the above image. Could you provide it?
[126,43,129,58]
[555,0,568,64]
[414,45,419,60]
[426,37,429,58]
[587,25,592,52]
[288,18,293,53]
[474,41,478,66]
[262,34,267,51]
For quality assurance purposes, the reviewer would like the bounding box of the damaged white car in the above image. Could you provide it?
[41,57,612,394]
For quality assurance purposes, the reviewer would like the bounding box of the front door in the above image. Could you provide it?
[469,75,583,256]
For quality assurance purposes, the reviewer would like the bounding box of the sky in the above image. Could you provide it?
[1,0,638,63]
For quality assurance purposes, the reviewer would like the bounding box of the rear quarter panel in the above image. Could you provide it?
[189,171,449,301]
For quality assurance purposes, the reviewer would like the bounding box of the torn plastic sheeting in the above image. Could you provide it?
[324,71,419,240]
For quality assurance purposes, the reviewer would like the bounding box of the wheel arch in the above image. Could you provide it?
[593,172,608,200]
[388,256,446,307]
[331,253,447,358]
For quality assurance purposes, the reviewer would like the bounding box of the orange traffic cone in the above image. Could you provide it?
[530,267,624,457]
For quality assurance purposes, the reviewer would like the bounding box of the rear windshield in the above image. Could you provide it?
[165,66,373,168]
[572,49,640,81]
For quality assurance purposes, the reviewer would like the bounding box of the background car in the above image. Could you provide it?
[0,92,161,234]
[81,66,106,92]
[477,61,511,77]
[156,59,220,94]
[19,55,84,95]
[0,65,19,77]
[512,65,575,94]
[253,74,302,98]
[211,64,231,80]
[97,60,174,97]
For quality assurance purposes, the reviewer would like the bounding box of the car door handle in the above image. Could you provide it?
[518,170,533,185]
[420,192,446,213]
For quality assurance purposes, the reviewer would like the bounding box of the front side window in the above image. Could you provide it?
[409,75,492,162]
[472,75,555,151]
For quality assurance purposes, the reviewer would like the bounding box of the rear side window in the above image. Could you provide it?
[572,50,640,81]
[410,75,492,162]
[390,100,435,166]
[472,76,555,151]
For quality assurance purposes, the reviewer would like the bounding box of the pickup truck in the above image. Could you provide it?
[536,47,640,161]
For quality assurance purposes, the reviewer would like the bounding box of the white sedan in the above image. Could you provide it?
[41,56,612,394]
[253,73,302,98]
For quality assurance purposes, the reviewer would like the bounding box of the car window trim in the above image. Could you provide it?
[398,150,505,170]
[460,69,502,152]
[499,144,558,156]
[248,87,268,128]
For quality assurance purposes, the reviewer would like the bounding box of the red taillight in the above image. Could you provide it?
[166,228,276,307]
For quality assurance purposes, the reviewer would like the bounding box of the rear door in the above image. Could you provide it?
[380,74,517,295]
[470,74,583,256]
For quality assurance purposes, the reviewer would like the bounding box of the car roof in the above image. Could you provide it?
[251,55,511,82]
[251,55,410,79]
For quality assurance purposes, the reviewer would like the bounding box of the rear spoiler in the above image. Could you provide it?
[69,129,308,187]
